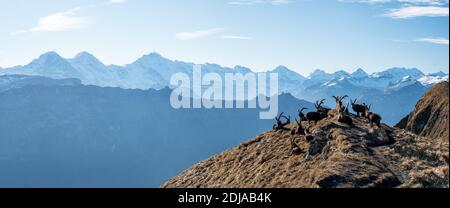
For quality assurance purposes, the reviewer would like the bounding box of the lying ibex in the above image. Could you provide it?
[304,129,315,142]
[315,99,331,115]
[289,137,302,155]
[350,99,367,117]
[332,95,348,113]
[363,104,382,127]
[273,112,291,131]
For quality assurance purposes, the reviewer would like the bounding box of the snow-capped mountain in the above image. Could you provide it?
[418,74,449,87]
[3,52,82,79]
[270,65,306,97]
[0,51,447,102]
[68,52,124,87]
[351,68,369,79]
[0,51,447,125]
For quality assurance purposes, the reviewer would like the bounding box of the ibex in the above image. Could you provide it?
[332,95,348,113]
[298,107,307,121]
[273,112,291,131]
[291,117,306,135]
[350,98,367,117]
[363,104,382,127]
[305,109,325,126]
[344,103,350,114]
[315,99,331,115]
[289,137,302,155]
[301,99,330,125]
[338,104,353,126]
[304,129,315,142]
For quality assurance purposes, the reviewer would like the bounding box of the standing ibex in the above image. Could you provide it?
[344,103,350,114]
[350,99,367,117]
[298,107,307,121]
[305,109,325,126]
[363,104,382,127]
[273,112,291,131]
[332,95,348,113]
[291,117,306,135]
[292,108,307,135]
[338,104,353,126]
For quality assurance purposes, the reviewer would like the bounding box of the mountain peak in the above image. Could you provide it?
[31,51,67,66]
[386,67,424,76]
[272,66,306,81]
[72,51,104,66]
[38,51,63,60]
[308,69,331,79]
[352,68,368,78]
[274,65,289,71]
[133,52,171,66]
[144,52,165,60]
[334,70,350,78]
[272,65,295,74]
[429,71,448,77]
[74,51,96,59]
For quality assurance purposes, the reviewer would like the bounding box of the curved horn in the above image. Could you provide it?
[319,99,326,106]
[299,107,307,114]
[276,112,284,120]
[281,115,289,120]
[340,95,349,102]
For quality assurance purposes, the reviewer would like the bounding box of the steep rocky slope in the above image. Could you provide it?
[163,109,449,188]
[396,82,449,141]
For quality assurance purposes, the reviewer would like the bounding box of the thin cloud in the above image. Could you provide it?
[222,35,252,40]
[384,6,449,18]
[228,0,291,5]
[109,0,128,4]
[175,28,225,40]
[11,7,89,35]
[415,37,449,45]
[339,0,449,5]
[339,0,449,18]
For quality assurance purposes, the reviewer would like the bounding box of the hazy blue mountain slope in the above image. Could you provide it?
[0,76,314,187]
[0,75,81,92]
[360,82,428,125]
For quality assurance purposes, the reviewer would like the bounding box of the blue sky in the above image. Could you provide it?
[0,0,448,75]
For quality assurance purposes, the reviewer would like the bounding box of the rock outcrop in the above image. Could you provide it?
[396,81,449,141]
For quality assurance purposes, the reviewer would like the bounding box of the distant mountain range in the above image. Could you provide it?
[1,51,447,92]
[1,51,447,124]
